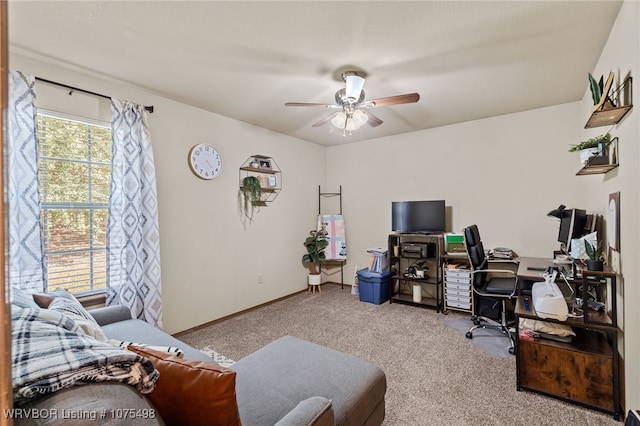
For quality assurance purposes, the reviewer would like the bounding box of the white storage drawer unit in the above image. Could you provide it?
[444,268,473,312]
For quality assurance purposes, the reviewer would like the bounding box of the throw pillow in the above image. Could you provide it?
[47,297,107,341]
[519,318,576,337]
[127,345,241,426]
[10,287,39,309]
[33,288,77,308]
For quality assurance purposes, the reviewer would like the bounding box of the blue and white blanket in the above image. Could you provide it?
[12,307,159,404]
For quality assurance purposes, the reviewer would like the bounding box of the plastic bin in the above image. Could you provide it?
[357,269,391,305]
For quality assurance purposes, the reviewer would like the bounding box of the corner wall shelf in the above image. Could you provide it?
[585,76,633,128]
[239,155,281,205]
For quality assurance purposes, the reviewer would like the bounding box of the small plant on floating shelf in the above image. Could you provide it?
[568,133,611,153]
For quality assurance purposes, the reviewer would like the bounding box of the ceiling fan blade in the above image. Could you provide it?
[364,110,383,127]
[365,93,420,107]
[345,75,365,101]
[285,102,335,108]
[311,112,338,127]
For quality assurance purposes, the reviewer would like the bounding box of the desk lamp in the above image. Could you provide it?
[547,204,569,254]
[547,204,566,219]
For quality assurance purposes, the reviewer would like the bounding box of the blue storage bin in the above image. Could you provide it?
[357,269,391,305]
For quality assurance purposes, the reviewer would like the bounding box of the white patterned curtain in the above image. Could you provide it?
[7,71,46,293]
[106,99,163,328]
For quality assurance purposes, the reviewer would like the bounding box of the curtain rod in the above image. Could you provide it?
[34,77,154,113]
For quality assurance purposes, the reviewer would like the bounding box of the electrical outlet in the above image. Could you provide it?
[257,273,263,284]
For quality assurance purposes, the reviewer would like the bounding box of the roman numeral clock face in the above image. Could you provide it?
[188,144,223,180]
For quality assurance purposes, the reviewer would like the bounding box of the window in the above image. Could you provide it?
[37,110,112,295]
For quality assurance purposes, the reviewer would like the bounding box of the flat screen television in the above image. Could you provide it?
[392,200,446,234]
[558,208,587,251]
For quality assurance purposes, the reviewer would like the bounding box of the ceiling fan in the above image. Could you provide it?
[285,71,420,136]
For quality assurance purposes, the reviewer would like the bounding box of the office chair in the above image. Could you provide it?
[463,224,518,355]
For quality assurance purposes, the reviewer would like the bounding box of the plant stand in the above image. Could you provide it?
[308,273,322,294]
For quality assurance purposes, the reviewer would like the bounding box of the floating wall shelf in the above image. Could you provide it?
[585,76,633,128]
[576,137,619,176]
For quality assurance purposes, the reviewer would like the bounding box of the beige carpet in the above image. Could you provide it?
[178,284,621,426]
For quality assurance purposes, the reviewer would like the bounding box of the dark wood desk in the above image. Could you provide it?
[513,256,620,419]
[516,256,554,281]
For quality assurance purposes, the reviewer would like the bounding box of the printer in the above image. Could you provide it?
[531,270,569,321]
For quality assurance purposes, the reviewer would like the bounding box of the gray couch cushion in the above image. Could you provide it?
[16,382,163,425]
[101,319,215,363]
[274,397,335,426]
[89,305,132,326]
[232,336,386,426]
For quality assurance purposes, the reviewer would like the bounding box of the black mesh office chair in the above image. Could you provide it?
[463,224,518,355]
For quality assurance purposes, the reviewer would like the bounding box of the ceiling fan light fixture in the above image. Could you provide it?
[331,109,368,132]
[352,109,368,127]
[285,69,417,136]
[344,75,365,101]
[345,118,359,132]
[331,112,347,129]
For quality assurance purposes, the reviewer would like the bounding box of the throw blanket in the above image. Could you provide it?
[12,307,159,404]
[108,340,185,358]
[318,214,347,260]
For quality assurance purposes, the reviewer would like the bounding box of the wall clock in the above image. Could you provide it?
[188,143,223,180]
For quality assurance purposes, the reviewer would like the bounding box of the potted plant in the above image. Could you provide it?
[302,225,328,286]
[584,240,604,271]
[568,133,611,165]
[407,261,429,279]
[240,176,262,221]
[403,261,429,302]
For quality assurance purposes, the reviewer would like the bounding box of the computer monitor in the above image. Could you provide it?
[557,208,587,252]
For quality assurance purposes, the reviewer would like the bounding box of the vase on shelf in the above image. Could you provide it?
[580,148,599,165]
[412,284,422,303]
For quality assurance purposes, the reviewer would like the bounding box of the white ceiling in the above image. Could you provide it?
[9,1,623,146]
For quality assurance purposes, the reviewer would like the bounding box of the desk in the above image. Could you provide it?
[514,257,620,419]
[516,256,553,280]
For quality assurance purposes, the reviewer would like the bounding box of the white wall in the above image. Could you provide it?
[10,53,326,335]
[587,0,639,412]
[326,102,589,274]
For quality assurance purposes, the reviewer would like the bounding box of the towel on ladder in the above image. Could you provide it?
[318,215,347,260]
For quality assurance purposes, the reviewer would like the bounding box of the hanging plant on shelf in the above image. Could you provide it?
[240,176,262,221]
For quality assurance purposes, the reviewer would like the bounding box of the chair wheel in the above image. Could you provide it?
[509,347,515,355]
[465,332,473,339]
